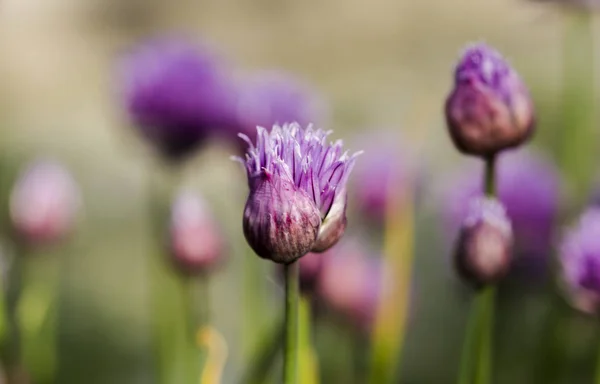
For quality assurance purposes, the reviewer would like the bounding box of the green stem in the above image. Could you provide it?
[181,277,199,384]
[148,168,184,384]
[3,252,24,384]
[484,156,496,197]
[284,262,299,384]
[475,287,495,384]
[457,156,498,384]
[457,290,486,384]
[477,156,497,384]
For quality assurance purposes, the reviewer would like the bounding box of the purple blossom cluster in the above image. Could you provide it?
[237,123,360,263]
[120,38,235,160]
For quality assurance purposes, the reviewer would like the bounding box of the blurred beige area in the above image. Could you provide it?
[0,0,573,381]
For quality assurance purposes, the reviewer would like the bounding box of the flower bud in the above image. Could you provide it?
[10,160,80,246]
[454,197,513,286]
[560,208,600,315]
[243,171,321,264]
[443,149,560,277]
[169,191,224,275]
[445,43,534,157]
[237,124,360,264]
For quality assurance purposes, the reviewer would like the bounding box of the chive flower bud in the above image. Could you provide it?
[10,160,80,246]
[560,208,600,314]
[169,191,224,275]
[445,43,534,157]
[454,197,514,286]
[236,123,360,264]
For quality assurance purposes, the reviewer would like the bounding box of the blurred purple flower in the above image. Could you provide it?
[236,123,360,264]
[560,208,600,314]
[229,71,326,151]
[443,149,560,274]
[169,191,224,275]
[317,239,382,331]
[454,197,514,286]
[351,133,415,224]
[445,43,534,157]
[120,37,235,161]
[10,160,81,246]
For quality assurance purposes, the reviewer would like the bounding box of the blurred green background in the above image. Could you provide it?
[0,0,593,383]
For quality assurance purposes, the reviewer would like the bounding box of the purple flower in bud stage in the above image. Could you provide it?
[445,43,535,157]
[317,239,382,331]
[169,191,224,275]
[443,149,560,275]
[560,208,600,315]
[236,123,360,264]
[10,160,81,246]
[230,71,327,152]
[120,38,235,161]
[454,197,514,286]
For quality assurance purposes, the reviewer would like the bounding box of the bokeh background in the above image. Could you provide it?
[0,0,595,383]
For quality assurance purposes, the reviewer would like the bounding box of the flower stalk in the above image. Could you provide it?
[284,262,300,384]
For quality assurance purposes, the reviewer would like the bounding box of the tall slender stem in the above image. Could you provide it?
[475,286,495,384]
[477,156,497,384]
[3,253,24,384]
[457,156,498,384]
[484,155,496,197]
[284,262,299,384]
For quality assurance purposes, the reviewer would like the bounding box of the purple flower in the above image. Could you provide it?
[169,191,224,275]
[120,37,235,161]
[10,160,81,245]
[445,43,534,157]
[454,197,514,286]
[443,149,560,274]
[237,123,360,264]
[560,208,600,314]
[230,71,326,151]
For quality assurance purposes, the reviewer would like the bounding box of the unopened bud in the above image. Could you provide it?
[445,43,534,157]
[243,171,321,264]
[169,191,223,275]
[10,160,80,246]
[454,197,513,286]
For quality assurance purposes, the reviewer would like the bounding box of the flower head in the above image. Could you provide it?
[454,197,514,286]
[560,208,600,314]
[230,71,326,151]
[169,191,224,275]
[445,43,534,157]
[120,37,235,161]
[237,123,360,264]
[443,149,560,275]
[10,160,81,245]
